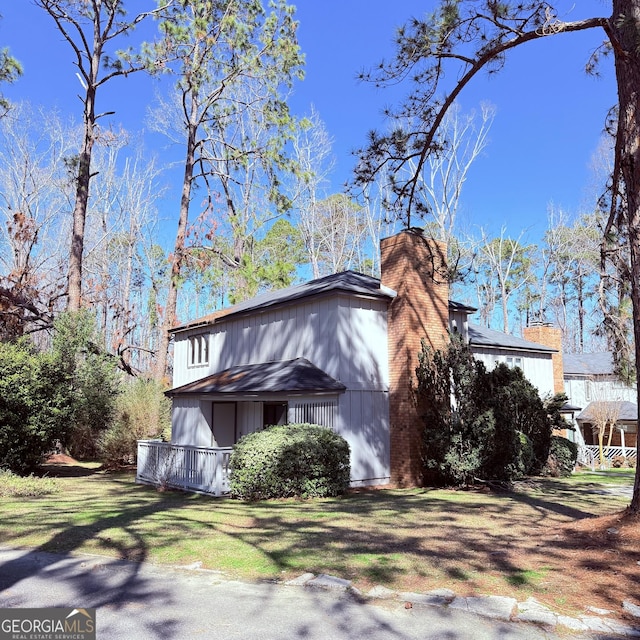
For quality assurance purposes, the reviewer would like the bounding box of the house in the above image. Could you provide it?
[563,352,638,454]
[140,229,558,494]
[466,323,557,398]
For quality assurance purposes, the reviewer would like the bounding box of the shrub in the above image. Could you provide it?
[52,311,121,460]
[543,436,578,477]
[99,378,171,468]
[417,336,559,485]
[0,470,60,497]
[0,340,73,474]
[229,423,350,500]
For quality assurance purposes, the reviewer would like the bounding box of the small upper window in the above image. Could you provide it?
[506,357,522,370]
[188,334,209,367]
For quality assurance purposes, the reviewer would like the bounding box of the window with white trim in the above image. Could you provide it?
[506,356,522,370]
[188,334,209,367]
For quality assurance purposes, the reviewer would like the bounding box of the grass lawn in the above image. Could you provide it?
[1,463,639,620]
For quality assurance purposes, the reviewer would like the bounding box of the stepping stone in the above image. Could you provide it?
[285,572,315,586]
[517,597,558,626]
[367,585,396,599]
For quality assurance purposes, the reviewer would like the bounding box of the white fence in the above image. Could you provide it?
[578,445,637,469]
[136,441,233,496]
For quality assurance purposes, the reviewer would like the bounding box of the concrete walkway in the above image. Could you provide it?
[0,546,638,640]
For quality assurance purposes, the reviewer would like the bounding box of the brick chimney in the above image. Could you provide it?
[522,324,564,394]
[380,229,449,487]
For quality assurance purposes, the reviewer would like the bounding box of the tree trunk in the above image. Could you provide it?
[154,119,197,382]
[612,0,640,512]
[67,94,96,312]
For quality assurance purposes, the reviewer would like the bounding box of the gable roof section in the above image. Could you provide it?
[563,352,614,376]
[173,270,396,333]
[467,323,556,354]
[167,358,347,397]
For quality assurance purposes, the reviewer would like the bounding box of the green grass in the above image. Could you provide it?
[0,467,636,615]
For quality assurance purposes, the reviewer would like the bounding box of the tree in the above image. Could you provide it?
[0,340,72,474]
[0,103,74,337]
[472,228,533,333]
[51,310,121,459]
[409,102,495,243]
[356,0,640,513]
[149,0,303,380]
[589,398,622,467]
[36,0,163,312]
[416,335,555,485]
[0,16,21,115]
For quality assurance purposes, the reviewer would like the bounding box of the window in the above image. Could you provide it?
[263,402,288,427]
[506,357,522,370]
[188,334,209,367]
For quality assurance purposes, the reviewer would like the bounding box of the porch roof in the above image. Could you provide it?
[576,400,638,425]
[167,357,347,397]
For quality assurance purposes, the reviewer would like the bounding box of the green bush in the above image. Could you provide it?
[52,311,121,460]
[417,336,559,485]
[0,340,73,474]
[543,436,578,477]
[229,423,350,500]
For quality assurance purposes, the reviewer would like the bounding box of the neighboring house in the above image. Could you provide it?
[563,352,638,452]
[466,323,556,399]
[152,229,557,492]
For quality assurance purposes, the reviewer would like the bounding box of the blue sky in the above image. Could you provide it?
[1,1,617,243]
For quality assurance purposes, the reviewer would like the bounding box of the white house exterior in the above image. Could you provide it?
[168,271,395,487]
[140,230,559,494]
[466,323,556,399]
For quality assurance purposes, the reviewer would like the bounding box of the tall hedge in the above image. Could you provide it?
[417,336,561,485]
[229,423,351,500]
[0,340,72,473]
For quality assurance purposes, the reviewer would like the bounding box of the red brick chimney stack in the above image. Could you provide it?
[380,229,449,487]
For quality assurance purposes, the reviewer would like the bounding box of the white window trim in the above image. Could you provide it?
[188,333,209,367]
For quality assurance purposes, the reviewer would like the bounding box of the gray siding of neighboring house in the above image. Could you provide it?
[171,293,391,485]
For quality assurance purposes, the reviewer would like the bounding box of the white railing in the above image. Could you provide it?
[578,445,637,468]
[136,441,233,496]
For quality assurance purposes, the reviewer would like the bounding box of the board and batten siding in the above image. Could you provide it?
[172,397,213,447]
[173,294,389,388]
[472,348,555,398]
[564,377,637,409]
[171,293,391,486]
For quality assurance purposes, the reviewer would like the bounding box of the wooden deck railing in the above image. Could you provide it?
[136,441,233,496]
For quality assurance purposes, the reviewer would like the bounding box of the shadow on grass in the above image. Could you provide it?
[1,469,635,626]
[0,470,198,639]
[37,463,104,478]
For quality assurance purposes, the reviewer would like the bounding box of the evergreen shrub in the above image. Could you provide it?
[229,423,350,500]
[543,436,578,477]
[417,335,562,485]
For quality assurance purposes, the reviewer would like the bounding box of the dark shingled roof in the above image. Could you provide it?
[467,323,556,353]
[173,270,396,332]
[576,401,638,424]
[449,300,477,314]
[563,352,615,376]
[167,358,346,397]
